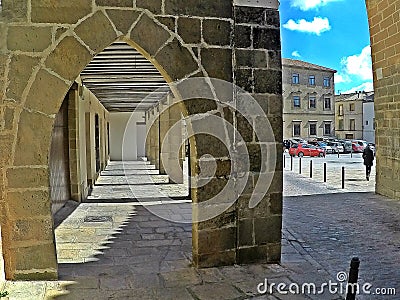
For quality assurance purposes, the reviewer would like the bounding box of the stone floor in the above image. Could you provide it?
[283,152,376,196]
[0,155,398,300]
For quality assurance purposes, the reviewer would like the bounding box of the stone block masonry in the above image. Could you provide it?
[366,0,400,200]
[0,0,284,280]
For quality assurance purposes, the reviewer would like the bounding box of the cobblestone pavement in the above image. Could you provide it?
[283,152,376,196]
[0,156,398,299]
[283,153,400,300]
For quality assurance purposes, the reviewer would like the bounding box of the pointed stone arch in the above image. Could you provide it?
[0,7,206,280]
[1,1,284,280]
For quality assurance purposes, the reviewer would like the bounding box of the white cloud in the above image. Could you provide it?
[342,81,374,94]
[334,73,350,84]
[291,50,301,58]
[283,17,331,35]
[336,46,373,92]
[341,46,373,81]
[290,0,342,11]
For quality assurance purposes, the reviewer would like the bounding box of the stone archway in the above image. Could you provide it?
[1,8,201,280]
[0,1,283,280]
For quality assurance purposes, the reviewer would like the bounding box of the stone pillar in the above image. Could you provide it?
[159,95,184,183]
[100,115,107,171]
[145,111,151,162]
[169,100,184,183]
[148,110,154,165]
[191,0,282,267]
[233,2,282,264]
[1,108,58,280]
[366,0,400,199]
[159,101,169,175]
[149,106,160,168]
[85,111,94,188]
[68,84,83,201]
[148,109,155,165]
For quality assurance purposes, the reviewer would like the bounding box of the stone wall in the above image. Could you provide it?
[0,0,283,279]
[366,0,400,198]
[231,4,283,265]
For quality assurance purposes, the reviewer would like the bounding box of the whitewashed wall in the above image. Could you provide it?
[363,102,375,143]
[110,112,146,160]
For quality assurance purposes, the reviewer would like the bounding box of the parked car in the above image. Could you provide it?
[289,143,325,157]
[352,140,368,152]
[308,141,334,154]
[327,141,344,153]
[338,140,353,153]
[290,138,307,144]
[352,142,364,153]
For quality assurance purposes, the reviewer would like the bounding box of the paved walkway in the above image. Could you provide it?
[0,156,398,299]
[283,152,376,195]
[283,153,399,300]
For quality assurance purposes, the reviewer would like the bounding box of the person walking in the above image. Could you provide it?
[362,144,374,181]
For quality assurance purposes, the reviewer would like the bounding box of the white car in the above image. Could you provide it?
[327,142,344,153]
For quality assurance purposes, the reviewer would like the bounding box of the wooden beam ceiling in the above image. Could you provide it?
[80,41,170,112]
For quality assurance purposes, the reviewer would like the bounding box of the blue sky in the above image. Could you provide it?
[280,0,373,94]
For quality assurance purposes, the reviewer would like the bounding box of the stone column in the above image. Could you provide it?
[159,101,169,175]
[168,100,184,183]
[68,84,83,201]
[159,95,184,183]
[233,1,282,264]
[150,106,160,169]
[100,115,107,171]
[366,0,400,199]
[85,111,94,189]
[145,111,151,162]
[191,0,282,267]
[149,109,155,166]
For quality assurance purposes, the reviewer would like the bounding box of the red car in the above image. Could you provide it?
[289,143,325,157]
[351,142,364,153]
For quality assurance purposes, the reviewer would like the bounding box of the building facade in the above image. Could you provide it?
[282,59,336,140]
[334,91,374,142]
[363,99,375,143]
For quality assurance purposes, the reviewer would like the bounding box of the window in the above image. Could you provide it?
[366,120,369,126]
[349,103,355,111]
[323,77,330,87]
[338,119,344,130]
[293,123,301,136]
[292,73,299,84]
[373,118,376,130]
[350,119,355,130]
[309,75,315,86]
[324,98,331,110]
[309,96,316,109]
[293,96,301,108]
[338,104,343,116]
[309,123,317,136]
[324,123,331,135]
